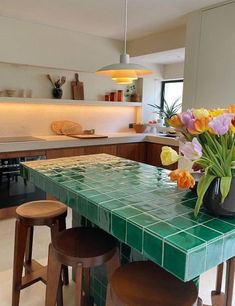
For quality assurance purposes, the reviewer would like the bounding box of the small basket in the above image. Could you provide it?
[133,123,147,133]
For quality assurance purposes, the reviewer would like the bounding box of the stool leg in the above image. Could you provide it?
[12,220,28,306]
[83,268,93,306]
[51,218,69,286]
[58,217,69,286]
[106,248,120,281]
[216,263,224,294]
[75,264,83,306]
[24,226,34,274]
[45,244,62,306]
[105,284,115,306]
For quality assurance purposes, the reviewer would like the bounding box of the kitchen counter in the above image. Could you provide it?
[0,133,179,153]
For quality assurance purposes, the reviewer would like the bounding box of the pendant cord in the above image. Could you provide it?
[124,0,128,54]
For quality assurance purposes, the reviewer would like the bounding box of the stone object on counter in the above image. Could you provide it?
[51,120,83,135]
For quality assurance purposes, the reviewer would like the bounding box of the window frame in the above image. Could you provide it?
[160,79,184,110]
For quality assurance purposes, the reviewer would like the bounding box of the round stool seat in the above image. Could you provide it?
[53,227,117,268]
[16,200,67,220]
[110,261,198,306]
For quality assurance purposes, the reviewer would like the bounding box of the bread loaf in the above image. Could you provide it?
[51,120,83,135]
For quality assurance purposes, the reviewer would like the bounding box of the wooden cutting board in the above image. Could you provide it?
[68,134,108,139]
[71,73,84,100]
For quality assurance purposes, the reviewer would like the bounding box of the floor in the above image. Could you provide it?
[0,208,234,306]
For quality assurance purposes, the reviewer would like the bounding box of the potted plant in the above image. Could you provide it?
[160,105,235,217]
[124,84,140,102]
[148,98,181,126]
[47,74,66,99]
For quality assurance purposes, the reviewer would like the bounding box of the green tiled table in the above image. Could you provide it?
[21,154,235,306]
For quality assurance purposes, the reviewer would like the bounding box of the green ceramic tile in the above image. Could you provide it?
[187,246,207,280]
[111,214,126,242]
[205,239,223,271]
[87,201,99,223]
[99,199,125,210]
[129,213,159,227]
[150,208,179,220]
[146,221,179,238]
[114,207,142,219]
[183,212,214,224]
[90,194,114,204]
[166,232,206,251]
[163,242,186,280]
[98,207,111,232]
[223,232,235,261]
[143,231,162,265]
[204,219,235,234]
[186,225,221,242]
[167,216,197,230]
[127,222,143,252]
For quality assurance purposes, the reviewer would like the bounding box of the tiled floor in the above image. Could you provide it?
[0,208,234,306]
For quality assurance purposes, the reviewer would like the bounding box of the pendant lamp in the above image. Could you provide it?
[96,0,152,84]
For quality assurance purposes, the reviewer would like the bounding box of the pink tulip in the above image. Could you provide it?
[180,138,202,161]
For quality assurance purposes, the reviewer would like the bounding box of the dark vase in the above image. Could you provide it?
[203,177,235,217]
[52,87,63,99]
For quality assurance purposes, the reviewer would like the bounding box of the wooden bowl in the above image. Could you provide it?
[133,123,147,133]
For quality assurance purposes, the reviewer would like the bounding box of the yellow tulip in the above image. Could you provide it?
[193,108,209,119]
[160,146,179,166]
[209,108,227,117]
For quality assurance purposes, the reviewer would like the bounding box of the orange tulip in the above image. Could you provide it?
[188,117,210,135]
[168,169,195,189]
[168,115,183,128]
[228,104,235,114]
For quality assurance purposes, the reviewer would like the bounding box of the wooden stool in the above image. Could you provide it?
[12,200,68,306]
[45,227,119,306]
[107,261,200,306]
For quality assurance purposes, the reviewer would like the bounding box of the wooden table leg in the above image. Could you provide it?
[224,257,235,306]
[208,258,235,306]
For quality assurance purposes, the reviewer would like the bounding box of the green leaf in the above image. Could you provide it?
[220,176,232,203]
[194,174,215,216]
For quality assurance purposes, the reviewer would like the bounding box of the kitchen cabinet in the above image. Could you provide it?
[146,143,178,170]
[183,1,235,109]
[116,143,146,163]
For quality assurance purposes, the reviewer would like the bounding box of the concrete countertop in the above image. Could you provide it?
[0,133,179,153]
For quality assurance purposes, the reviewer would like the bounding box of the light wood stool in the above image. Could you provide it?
[107,261,201,306]
[45,227,119,306]
[12,200,68,306]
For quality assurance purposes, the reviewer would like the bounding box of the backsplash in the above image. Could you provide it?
[0,102,137,136]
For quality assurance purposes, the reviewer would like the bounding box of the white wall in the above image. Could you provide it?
[0,16,122,72]
[0,17,140,136]
[183,1,235,110]
[0,62,124,100]
[163,62,184,80]
[128,27,186,57]
[140,64,164,123]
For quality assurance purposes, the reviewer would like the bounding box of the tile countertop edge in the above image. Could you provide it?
[0,133,179,153]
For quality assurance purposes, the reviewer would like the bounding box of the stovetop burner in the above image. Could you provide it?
[0,136,44,143]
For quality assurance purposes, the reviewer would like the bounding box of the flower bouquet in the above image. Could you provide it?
[160,105,235,216]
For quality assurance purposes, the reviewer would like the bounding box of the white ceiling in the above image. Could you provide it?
[0,0,221,40]
[132,48,185,65]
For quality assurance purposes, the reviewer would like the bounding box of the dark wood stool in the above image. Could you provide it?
[107,261,200,306]
[45,227,119,306]
[12,200,69,306]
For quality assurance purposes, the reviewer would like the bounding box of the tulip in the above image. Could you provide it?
[160,146,179,166]
[188,117,210,135]
[168,169,195,189]
[228,104,235,114]
[209,114,233,135]
[168,115,183,128]
[180,110,195,130]
[193,108,209,119]
[180,138,202,161]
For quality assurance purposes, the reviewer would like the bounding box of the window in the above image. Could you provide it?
[161,80,184,113]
